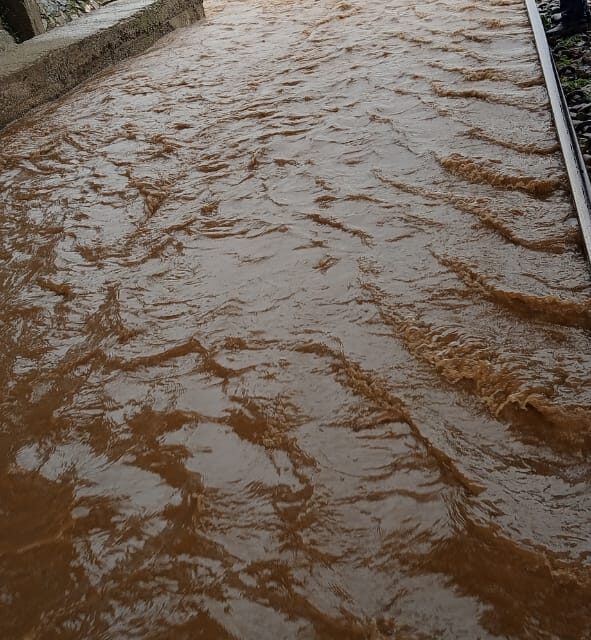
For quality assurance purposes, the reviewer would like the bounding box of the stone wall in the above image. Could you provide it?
[36,0,112,31]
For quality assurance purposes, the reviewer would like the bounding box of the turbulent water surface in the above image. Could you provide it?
[1,0,591,637]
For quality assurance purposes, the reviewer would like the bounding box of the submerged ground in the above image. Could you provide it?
[1,0,591,637]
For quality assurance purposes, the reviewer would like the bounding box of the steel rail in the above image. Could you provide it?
[524,0,591,263]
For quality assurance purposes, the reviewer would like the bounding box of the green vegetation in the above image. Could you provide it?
[563,77,590,90]
[560,35,584,47]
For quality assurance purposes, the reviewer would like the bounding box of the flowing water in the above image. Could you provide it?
[1,0,591,637]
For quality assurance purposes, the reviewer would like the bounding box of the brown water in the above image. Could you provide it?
[1,0,591,637]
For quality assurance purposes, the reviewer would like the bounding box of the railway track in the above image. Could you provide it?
[526,0,591,261]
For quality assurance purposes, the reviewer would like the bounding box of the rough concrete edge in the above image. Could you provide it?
[0,0,204,130]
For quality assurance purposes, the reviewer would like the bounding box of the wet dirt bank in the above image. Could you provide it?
[1,0,591,638]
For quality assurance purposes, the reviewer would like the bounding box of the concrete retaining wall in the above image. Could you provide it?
[0,0,205,129]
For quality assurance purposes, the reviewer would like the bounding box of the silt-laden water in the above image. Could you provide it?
[1,0,591,637]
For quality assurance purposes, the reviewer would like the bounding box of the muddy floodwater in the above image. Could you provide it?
[1,0,591,637]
